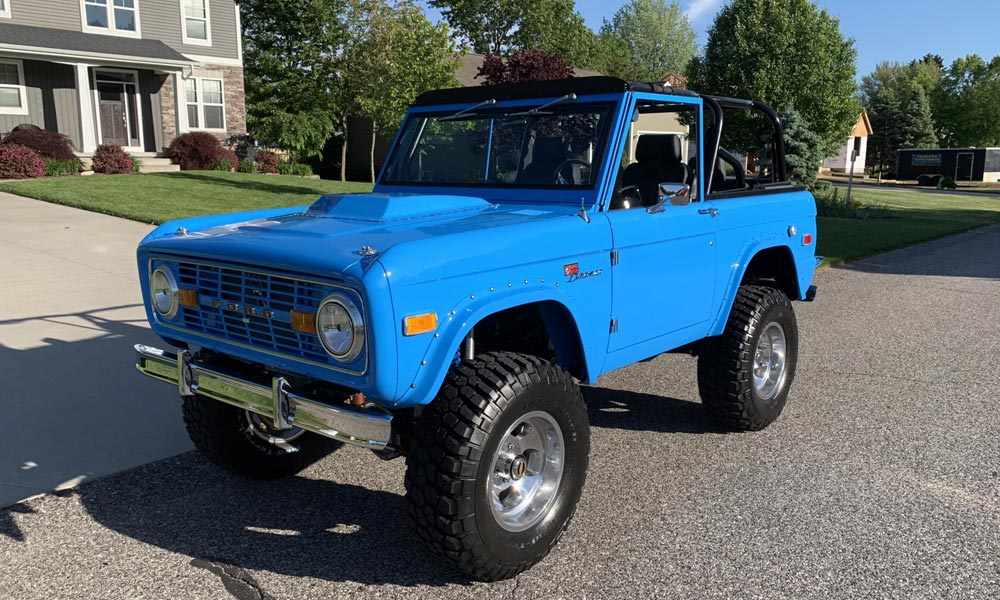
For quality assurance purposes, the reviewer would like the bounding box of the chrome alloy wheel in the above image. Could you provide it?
[753,322,787,400]
[245,411,307,450]
[489,411,565,532]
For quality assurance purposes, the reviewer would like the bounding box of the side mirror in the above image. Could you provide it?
[647,183,691,214]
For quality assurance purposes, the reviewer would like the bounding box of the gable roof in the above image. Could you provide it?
[852,111,873,137]
[0,23,193,68]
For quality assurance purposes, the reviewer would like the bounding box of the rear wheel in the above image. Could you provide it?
[698,285,799,431]
[404,352,589,581]
[182,395,339,479]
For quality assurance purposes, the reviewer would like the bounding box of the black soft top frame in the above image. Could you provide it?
[412,76,788,188]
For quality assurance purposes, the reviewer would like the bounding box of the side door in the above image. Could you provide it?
[605,95,718,354]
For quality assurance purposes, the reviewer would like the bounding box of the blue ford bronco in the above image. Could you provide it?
[135,77,820,581]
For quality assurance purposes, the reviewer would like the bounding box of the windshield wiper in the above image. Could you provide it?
[436,98,497,122]
[510,93,577,117]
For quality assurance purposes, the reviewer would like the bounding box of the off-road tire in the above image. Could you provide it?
[404,352,590,581]
[698,285,799,431]
[182,395,339,479]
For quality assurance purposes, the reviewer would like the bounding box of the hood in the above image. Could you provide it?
[139,192,572,280]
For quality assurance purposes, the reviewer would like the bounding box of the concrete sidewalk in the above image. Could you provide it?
[0,192,192,507]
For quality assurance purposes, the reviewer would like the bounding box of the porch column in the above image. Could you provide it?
[74,64,98,152]
[175,72,189,134]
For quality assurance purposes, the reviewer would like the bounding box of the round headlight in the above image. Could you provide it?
[150,266,179,319]
[316,295,364,361]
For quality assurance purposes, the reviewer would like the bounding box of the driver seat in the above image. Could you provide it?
[519,137,567,184]
[623,134,690,206]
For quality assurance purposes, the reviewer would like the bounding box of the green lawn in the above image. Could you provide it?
[0,171,372,224]
[2,172,998,266]
[817,188,1000,266]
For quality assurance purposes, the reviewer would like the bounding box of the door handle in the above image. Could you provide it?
[698,208,719,217]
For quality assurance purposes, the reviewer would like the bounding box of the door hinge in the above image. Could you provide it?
[610,249,619,266]
[610,318,619,334]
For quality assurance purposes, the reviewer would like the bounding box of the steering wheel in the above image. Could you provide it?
[553,159,591,185]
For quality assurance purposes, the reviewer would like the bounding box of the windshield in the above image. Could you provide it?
[381,103,614,188]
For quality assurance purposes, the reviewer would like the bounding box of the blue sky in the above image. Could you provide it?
[425,0,1000,78]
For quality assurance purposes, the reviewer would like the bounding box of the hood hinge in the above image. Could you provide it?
[610,249,619,266]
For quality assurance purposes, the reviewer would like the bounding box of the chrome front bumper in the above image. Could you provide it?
[134,344,393,450]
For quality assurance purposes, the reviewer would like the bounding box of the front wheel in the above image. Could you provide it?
[698,285,799,431]
[182,395,339,479]
[404,352,590,581]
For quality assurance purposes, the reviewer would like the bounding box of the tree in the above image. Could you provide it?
[861,61,938,177]
[598,0,696,81]
[431,0,595,65]
[780,106,826,189]
[934,54,1000,148]
[430,0,527,55]
[242,0,347,159]
[342,0,459,181]
[476,49,574,85]
[513,0,598,68]
[687,0,858,157]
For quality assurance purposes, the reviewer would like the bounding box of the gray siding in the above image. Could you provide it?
[4,0,240,62]
[0,60,81,149]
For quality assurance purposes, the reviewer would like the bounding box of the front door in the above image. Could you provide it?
[94,71,141,148]
[98,83,128,146]
[606,203,718,353]
[956,152,974,181]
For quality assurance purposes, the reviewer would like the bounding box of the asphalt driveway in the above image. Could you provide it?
[2,205,998,599]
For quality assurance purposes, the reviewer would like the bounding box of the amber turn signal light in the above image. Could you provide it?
[178,288,199,308]
[290,310,317,334]
[403,312,438,336]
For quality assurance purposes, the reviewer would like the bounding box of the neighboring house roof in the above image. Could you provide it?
[0,23,193,68]
[455,53,602,87]
[852,111,873,137]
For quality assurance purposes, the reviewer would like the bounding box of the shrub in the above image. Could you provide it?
[213,148,238,171]
[0,144,45,179]
[237,158,258,174]
[44,157,82,177]
[255,150,278,174]
[814,187,888,220]
[2,129,76,160]
[92,144,133,174]
[291,162,313,176]
[940,176,957,190]
[165,131,223,170]
[277,160,315,176]
[131,156,143,173]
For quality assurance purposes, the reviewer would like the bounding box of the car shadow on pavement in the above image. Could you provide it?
[76,452,467,587]
[583,387,728,435]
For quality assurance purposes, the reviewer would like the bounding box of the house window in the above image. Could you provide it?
[185,78,225,130]
[0,0,12,19]
[181,0,211,45]
[82,0,140,36]
[0,59,27,115]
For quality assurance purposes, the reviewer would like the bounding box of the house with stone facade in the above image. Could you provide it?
[0,0,245,158]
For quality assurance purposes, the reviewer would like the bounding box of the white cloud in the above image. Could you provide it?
[685,0,724,22]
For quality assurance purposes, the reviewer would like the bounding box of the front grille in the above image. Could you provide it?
[173,261,348,365]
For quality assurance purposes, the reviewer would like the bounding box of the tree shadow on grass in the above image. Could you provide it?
[153,171,371,199]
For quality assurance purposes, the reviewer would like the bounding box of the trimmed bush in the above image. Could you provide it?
[44,157,83,177]
[941,176,957,190]
[213,148,238,172]
[2,129,76,160]
[291,162,314,176]
[255,150,279,174]
[237,158,258,174]
[166,131,224,170]
[277,161,314,176]
[92,144,133,174]
[0,144,45,179]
